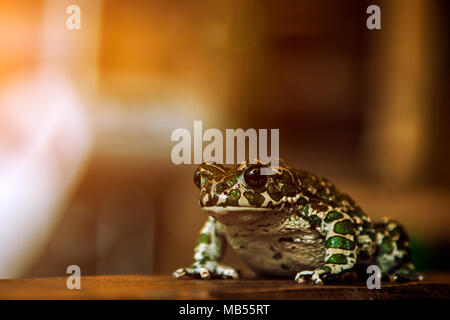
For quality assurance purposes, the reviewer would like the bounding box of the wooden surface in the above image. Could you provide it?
[0,273,449,300]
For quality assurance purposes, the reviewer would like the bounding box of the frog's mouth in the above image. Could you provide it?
[201,206,278,224]
[201,206,274,215]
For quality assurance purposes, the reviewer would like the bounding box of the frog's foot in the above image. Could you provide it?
[295,266,331,285]
[172,263,239,280]
[384,263,424,282]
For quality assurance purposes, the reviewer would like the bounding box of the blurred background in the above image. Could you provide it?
[0,0,448,278]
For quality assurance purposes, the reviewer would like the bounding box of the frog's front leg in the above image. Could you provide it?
[172,216,238,280]
[295,210,357,285]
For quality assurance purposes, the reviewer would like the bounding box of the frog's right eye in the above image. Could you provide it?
[194,169,202,189]
[244,165,267,189]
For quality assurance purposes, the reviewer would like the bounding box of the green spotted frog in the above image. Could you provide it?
[173,160,423,284]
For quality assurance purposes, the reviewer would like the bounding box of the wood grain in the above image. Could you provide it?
[0,273,449,300]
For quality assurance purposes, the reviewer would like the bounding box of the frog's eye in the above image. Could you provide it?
[193,169,202,189]
[244,165,267,189]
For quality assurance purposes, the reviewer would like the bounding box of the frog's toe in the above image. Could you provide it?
[172,264,238,280]
[198,267,212,279]
[216,264,239,279]
[172,266,208,279]
[295,269,326,285]
[172,267,188,279]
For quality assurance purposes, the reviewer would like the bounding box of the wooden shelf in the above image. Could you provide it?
[0,273,449,300]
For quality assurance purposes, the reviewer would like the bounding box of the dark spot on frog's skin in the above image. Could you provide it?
[214,182,228,196]
[281,184,297,197]
[205,194,218,207]
[240,245,246,249]
[363,231,377,241]
[267,183,282,202]
[307,215,322,227]
[270,246,276,251]
[296,197,308,207]
[281,264,289,270]
[312,202,328,213]
[302,188,315,198]
[316,185,327,196]
[279,237,294,243]
[272,253,282,260]
[381,237,394,254]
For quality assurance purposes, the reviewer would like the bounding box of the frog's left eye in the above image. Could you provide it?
[244,165,267,189]
[194,169,201,189]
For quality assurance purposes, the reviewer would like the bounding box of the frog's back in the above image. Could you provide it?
[295,169,373,231]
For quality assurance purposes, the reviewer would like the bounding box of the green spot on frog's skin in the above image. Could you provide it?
[326,236,355,250]
[381,237,394,254]
[226,189,240,206]
[198,257,210,265]
[321,266,332,273]
[244,191,265,207]
[223,175,237,187]
[324,211,343,223]
[334,219,354,235]
[272,253,282,260]
[327,253,348,264]
[267,183,282,202]
[199,233,211,245]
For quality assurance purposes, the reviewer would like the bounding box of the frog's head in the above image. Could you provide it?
[194,159,300,217]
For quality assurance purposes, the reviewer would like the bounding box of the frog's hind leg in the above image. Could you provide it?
[374,218,423,282]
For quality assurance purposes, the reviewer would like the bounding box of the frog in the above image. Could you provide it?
[172,159,423,284]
